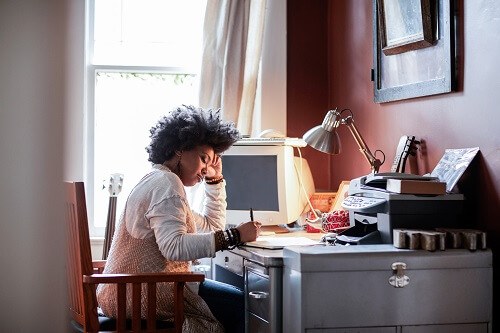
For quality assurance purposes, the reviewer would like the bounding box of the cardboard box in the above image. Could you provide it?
[310,192,336,213]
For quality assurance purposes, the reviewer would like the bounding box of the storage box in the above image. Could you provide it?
[309,192,336,212]
[283,245,492,332]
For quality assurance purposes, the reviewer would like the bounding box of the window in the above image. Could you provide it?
[86,0,206,236]
[85,0,287,237]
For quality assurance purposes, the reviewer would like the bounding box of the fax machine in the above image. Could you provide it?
[340,173,464,244]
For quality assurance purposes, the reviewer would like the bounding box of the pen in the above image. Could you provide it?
[250,207,254,221]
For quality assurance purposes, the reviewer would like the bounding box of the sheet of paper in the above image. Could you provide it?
[244,236,319,249]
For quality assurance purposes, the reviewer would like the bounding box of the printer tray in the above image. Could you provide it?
[335,222,381,245]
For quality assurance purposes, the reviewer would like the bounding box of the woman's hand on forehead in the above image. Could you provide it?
[206,154,222,178]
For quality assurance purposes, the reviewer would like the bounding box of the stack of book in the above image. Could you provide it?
[385,178,447,195]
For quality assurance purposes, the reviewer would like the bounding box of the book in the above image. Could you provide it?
[386,179,447,195]
[430,147,479,192]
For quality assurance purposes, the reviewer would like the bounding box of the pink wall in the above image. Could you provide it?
[286,0,330,190]
[288,0,499,318]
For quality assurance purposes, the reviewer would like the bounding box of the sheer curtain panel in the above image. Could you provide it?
[198,0,267,135]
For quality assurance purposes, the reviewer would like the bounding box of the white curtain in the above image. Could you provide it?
[198,0,267,136]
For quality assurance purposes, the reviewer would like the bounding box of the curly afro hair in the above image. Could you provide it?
[146,105,241,164]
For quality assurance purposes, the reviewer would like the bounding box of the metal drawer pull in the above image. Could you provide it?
[249,291,269,299]
[389,262,410,288]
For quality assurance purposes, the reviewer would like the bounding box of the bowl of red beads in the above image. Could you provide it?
[321,210,350,233]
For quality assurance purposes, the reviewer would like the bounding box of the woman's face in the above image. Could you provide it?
[178,145,216,186]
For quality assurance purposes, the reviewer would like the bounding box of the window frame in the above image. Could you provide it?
[85,0,202,237]
[84,0,287,237]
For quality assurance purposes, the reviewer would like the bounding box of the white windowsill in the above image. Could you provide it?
[90,237,104,260]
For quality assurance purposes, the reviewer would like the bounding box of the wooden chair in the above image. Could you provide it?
[65,181,205,332]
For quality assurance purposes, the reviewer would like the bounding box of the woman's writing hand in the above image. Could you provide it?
[237,221,261,243]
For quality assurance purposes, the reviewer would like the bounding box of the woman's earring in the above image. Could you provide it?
[176,154,182,174]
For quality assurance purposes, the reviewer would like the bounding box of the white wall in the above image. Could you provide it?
[0,0,82,331]
[65,0,86,182]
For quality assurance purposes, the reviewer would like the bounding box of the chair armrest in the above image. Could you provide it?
[92,260,107,274]
[83,272,205,284]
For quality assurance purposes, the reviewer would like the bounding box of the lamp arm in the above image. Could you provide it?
[342,116,382,173]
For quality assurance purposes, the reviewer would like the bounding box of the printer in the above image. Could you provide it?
[339,173,464,244]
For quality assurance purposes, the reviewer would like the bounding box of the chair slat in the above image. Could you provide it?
[117,284,127,332]
[132,283,142,332]
[173,282,185,333]
[147,283,157,330]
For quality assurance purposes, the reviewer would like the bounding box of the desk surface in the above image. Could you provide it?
[231,230,492,270]
[233,230,323,267]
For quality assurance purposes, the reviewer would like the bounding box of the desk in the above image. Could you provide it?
[212,231,323,332]
[212,244,286,332]
[213,236,492,333]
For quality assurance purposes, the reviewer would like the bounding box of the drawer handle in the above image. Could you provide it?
[389,262,410,288]
[248,291,269,299]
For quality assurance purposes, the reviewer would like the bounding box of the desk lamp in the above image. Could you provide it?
[303,108,385,173]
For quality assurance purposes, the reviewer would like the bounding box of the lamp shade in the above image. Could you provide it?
[303,110,342,155]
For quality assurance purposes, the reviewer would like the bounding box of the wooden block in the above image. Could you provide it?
[393,229,446,251]
[395,228,487,251]
[435,228,487,251]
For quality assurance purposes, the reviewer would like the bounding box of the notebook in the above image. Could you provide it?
[243,236,319,249]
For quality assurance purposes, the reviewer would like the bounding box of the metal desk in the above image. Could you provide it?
[213,240,493,333]
[213,245,285,333]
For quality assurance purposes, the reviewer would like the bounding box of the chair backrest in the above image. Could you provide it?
[66,181,101,331]
[65,181,204,333]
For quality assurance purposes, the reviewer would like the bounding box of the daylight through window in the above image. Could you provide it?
[88,0,206,234]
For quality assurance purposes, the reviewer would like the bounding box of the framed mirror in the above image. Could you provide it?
[373,0,457,103]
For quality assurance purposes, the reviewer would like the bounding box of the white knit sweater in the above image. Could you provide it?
[97,164,226,332]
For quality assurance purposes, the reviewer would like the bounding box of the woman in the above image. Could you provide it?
[97,105,260,333]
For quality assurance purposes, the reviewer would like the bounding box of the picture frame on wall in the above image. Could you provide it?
[378,0,435,55]
[373,0,458,103]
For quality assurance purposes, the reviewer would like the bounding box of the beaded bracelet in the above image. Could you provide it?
[233,228,241,244]
[228,228,241,249]
[215,228,242,252]
[214,230,229,252]
[205,175,224,185]
[225,229,233,244]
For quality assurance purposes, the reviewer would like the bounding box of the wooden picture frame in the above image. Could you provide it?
[378,0,434,55]
[330,181,350,212]
[373,0,457,103]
